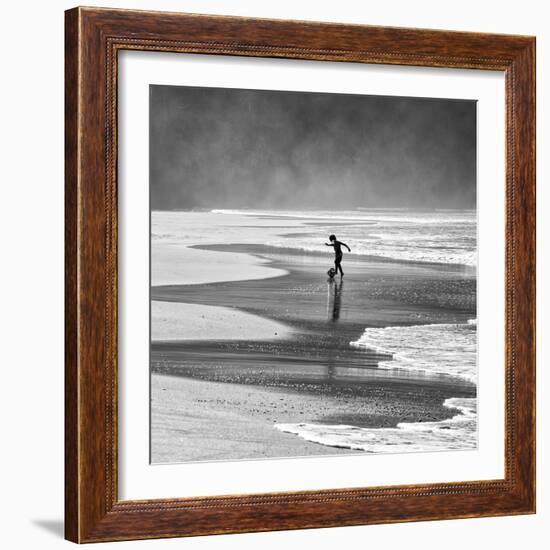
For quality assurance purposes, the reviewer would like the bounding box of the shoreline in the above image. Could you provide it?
[151,372,472,463]
[151,235,476,462]
[189,242,477,273]
[153,242,476,335]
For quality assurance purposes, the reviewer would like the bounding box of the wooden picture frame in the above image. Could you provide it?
[65,6,536,543]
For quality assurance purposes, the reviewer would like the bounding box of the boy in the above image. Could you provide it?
[325,234,351,277]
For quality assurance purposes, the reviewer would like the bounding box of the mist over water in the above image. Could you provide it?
[150,85,476,211]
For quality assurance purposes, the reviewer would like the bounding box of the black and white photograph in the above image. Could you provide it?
[149,85,477,463]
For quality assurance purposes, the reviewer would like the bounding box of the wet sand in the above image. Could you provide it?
[151,244,476,463]
[152,301,292,341]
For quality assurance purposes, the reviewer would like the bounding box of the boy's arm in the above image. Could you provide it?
[325,242,334,247]
[340,241,351,252]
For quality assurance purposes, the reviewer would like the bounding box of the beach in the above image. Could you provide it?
[151,210,477,463]
[151,373,470,463]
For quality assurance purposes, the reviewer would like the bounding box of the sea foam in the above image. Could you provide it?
[350,322,477,384]
[275,397,477,453]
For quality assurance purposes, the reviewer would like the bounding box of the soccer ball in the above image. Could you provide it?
[327,267,337,279]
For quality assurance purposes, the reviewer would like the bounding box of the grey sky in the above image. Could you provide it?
[150,85,476,210]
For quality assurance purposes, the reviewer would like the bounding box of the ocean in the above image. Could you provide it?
[211,208,477,266]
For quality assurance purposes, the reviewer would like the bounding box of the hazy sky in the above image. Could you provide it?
[150,85,476,210]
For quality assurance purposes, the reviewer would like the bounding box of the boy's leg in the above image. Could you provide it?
[336,258,344,276]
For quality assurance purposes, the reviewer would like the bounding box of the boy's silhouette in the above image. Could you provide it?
[325,234,351,277]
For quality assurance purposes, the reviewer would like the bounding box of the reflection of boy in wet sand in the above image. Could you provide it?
[329,279,343,322]
[325,234,351,277]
